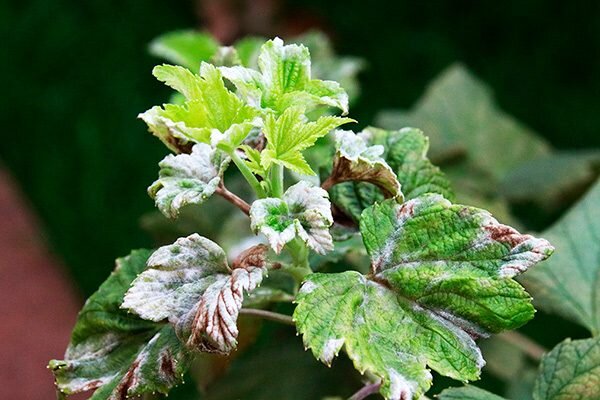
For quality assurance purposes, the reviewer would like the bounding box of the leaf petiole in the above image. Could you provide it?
[230,150,267,198]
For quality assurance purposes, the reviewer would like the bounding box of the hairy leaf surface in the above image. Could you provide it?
[148,143,230,218]
[330,127,453,222]
[295,195,553,399]
[533,337,600,400]
[49,250,189,399]
[522,179,600,335]
[250,181,333,254]
[122,235,268,353]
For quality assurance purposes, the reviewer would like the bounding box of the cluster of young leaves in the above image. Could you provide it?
[50,35,563,400]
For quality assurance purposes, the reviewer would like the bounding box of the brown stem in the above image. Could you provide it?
[348,382,382,400]
[216,183,250,215]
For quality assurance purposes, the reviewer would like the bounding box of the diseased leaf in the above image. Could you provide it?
[325,130,401,197]
[533,337,600,400]
[260,106,353,175]
[149,30,219,71]
[330,127,453,222]
[376,64,551,180]
[220,37,350,115]
[521,179,600,335]
[250,181,333,254]
[148,143,230,218]
[295,195,553,400]
[139,63,258,152]
[49,250,189,399]
[438,385,506,400]
[122,235,268,353]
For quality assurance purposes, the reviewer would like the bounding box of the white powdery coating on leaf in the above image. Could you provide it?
[321,338,345,364]
[250,181,334,254]
[122,234,228,322]
[189,266,265,352]
[299,280,318,294]
[387,369,420,400]
[149,143,229,218]
[335,130,385,162]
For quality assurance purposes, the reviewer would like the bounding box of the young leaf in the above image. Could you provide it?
[438,386,507,400]
[330,127,453,222]
[294,195,553,400]
[376,64,551,179]
[148,143,230,218]
[139,63,258,152]
[149,30,220,71]
[220,37,350,115]
[122,235,268,353]
[324,130,401,197]
[533,337,600,400]
[49,250,190,399]
[521,179,600,335]
[250,181,333,254]
[260,106,353,175]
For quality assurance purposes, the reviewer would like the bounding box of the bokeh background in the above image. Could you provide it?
[1,0,599,398]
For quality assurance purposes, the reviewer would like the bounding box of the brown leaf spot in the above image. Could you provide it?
[232,244,268,270]
[484,224,527,247]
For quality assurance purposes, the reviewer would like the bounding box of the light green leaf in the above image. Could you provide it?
[325,130,401,197]
[292,30,365,104]
[438,385,506,400]
[500,150,600,211]
[240,144,268,178]
[220,37,350,115]
[376,64,551,180]
[295,195,553,400]
[521,179,600,335]
[148,143,230,218]
[149,30,219,71]
[49,250,189,399]
[330,127,453,222]
[260,106,353,175]
[533,337,600,400]
[139,63,258,151]
[122,235,268,353]
[250,181,333,254]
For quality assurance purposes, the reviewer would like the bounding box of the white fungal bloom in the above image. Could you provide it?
[250,181,334,254]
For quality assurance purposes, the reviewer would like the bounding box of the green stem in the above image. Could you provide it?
[285,238,312,284]
[239,308,295,326]
[230,150,267,198]
[270,163,284,198]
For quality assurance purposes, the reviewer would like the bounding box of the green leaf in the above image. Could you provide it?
[260,107,353,175]
[330,127,453,222]
[149,30,219,71]
[250,181,333,254]
[220,37,350,115]
[500,150,600,211]
[326,129,401,197]
[148,143,230,218]
[139,63,258,151]
[521,179,600,335]
[533,337,600,400]
[292,30,365,104]
[295,195,553,400]
[438,385,506,400]
[122,236,268,354]
[49,250,189,399]
[376,64,551,180]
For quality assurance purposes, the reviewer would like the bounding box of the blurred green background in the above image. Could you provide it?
[1,0,599,297]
